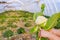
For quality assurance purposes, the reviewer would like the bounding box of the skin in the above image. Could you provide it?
[38,28,60,40]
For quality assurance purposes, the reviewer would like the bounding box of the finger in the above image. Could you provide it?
[49,28,60,37]
[39,29,60,40]
[49,39,53,40]
[39,29,52,39]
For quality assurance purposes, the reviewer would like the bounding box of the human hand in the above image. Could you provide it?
[39,28,60,40]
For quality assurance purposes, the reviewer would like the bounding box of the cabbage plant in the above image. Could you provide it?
[3,30,13,40]
[30,3,60,40]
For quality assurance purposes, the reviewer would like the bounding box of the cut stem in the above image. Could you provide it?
[36,25,41,40]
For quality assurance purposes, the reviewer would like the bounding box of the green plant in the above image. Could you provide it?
[54,18,60,29]
[7,24,17,28]
[21,17,28,22]
[30,4,45,40]
[0,14,7,18]
[7,22,12,27]
[30,3,60,40]
[41,37,48,40]
[24,22,32,27]
[0,18,6,24]
[44,15,60,29]
[17,27,25,34]
[32,13,60,40]
[12,25,17,28]
[33,4,45,21]
[3,30,13,40]
[0,26,6,31]
[41,4,45,12]
[44,15,50,18]
[7,21,17,28]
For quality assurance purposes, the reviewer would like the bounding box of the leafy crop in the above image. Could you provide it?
[3,30,13,37]
[24,22,32,27]
[30,4,45,40]
[17,27,25,34]
[3,30,13,40]
[30,3,60,40]
[0,26,6,31]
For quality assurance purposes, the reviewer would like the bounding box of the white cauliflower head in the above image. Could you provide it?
[35,16,47,25]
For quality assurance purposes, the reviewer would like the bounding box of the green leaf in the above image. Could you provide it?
[24,22,32,27]
[3,30,13,38]
[43,13,60,30]
[40,22,46,28]
[33,13,37,21]
[41,37,48,40]
[0,18,6,24]
[44,15,50,19]
[41,4,45,12]
[17,27,25,34]
[30,26,38,34]
[33,4,45,21]
[54,18,60,29]
[37,12,43,16]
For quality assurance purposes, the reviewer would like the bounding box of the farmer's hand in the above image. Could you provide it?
[38,28,60,40]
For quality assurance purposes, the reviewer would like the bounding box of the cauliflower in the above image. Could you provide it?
[35,16,47,25]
